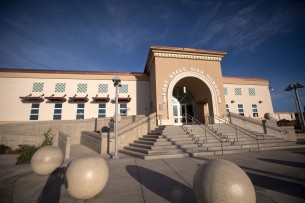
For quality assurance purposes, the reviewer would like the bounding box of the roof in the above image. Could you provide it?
[222,76,269,86]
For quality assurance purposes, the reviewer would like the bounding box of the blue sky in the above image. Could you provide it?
[1,0,305,112]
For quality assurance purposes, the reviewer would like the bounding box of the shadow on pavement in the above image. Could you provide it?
[258,158,305,169]
[126,165,196,203]
[38,167,66,203]
[246,171,305,199]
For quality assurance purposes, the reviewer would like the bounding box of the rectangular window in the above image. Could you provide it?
[235,88,242,95]
[98,84,108,93]
[226,104,229,113]
[224,87,228,95]
[55,83,66,92]
[76,103,85,119]
[238,104,244,116]
[30,103,39,120]
[32,83,44,92]
[248,88,256,96]
[53,103,62,120]
[119,84,128,93]
[252,104,258,117]
[98,103,106,118]
[77,83,87,93]
[120,103,127,116]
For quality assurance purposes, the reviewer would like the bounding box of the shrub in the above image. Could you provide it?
[40,128,54,147]
[0,144,12,154]
[16,145,39,165]
[16,128,54,165]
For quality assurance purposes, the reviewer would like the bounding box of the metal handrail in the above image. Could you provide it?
[206,113,261,150]
[182,113,225,155]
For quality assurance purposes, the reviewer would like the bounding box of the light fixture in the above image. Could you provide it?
[259,100,263,104]
[183,86,186,94]
[231,100,235,103]
[284,82,305,132]
[112,76,121,159]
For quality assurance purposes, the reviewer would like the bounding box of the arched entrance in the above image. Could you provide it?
[167,73,219,125]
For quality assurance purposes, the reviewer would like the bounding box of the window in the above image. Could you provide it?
[32,83,44,92]
[55,83,66,92]
[30,103,39,120]
[76,104,85,119]
[224,87,228,95]
[120,103,127,116]
[235,88,242,95]
[226,104,229,113]
[119,84,128,93]
[238,104,244,116]
[98,84,108,93]
[77,83,87,93]
[248,88,256,96]
[53,103,62,120]
[98,104,106,118]
[252,104,258,117]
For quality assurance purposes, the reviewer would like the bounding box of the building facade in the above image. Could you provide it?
[0,46,274,125]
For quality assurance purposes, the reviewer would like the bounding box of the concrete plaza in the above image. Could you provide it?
[1,147,305,203]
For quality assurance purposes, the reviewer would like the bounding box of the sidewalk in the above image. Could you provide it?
[1,147,305,203]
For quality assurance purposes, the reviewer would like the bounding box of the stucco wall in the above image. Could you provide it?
[0,76,150,121]
[224,84,273,119]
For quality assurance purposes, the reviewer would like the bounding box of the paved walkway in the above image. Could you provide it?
[1,147,305,203]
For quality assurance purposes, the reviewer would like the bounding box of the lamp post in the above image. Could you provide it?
[112,76,121,159]
[284,82,305,132]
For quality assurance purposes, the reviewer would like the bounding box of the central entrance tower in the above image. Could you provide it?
[144,46,227,125]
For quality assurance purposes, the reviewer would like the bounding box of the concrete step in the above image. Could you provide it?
[119,149,145,159]
[143,135,164,139]
[134,140,172,145]
[164,134,190,138]
[190,148,250,157]
[144,153,189,160]
[250,144,305,152]
[167,137,192,142]
[207,144,243,151]
[124,146,184,155]
[129,143,178,150]
[138,138,168,142]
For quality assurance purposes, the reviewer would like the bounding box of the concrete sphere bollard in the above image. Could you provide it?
[193,159,256,203]
[31,146,64,175]
[264,113,274,120]
[65,155,109,200]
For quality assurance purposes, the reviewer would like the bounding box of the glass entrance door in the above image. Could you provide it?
[172,87,195,125]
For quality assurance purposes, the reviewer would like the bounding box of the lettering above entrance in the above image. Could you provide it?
[161,67,221,104]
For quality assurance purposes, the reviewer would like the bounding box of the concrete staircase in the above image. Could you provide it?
[119,124,298,160]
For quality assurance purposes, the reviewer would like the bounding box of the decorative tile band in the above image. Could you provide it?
[154,52,222,61]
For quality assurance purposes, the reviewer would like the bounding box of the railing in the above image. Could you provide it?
[206,113,261,150]
[182,113,225,155]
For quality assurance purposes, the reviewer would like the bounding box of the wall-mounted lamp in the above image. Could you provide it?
[231,100,235,103]
[259,100,263,104]
[183,86,186,94]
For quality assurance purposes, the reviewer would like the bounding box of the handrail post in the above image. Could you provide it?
[235,125,238,141]
[205,127,207,143]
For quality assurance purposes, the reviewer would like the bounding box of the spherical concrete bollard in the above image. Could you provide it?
[264,113,274,120]
[31,146,64,175]
[193,159,256,203]
[65,155,109,200]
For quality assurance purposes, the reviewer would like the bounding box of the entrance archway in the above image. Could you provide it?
[167,72,219,125]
